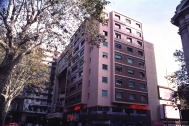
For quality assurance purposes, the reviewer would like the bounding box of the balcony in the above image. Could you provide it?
[25,94,48,100]
[91,111,126,115]
[25,101,51,106]
[46,113,63,119]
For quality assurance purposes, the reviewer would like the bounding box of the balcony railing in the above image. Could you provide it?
[26,101,51,106]
[90,110,146,116]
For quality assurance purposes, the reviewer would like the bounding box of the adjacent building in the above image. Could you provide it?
[171,0,189,75]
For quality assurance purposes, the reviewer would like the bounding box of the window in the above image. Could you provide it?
[78,70,83,77]
[103,41,108,47]
[102,52,108,58]
[89,69,90,74]
[115,54,122,60]
[102,90,107,97]
[128,81,135,87]
[68,62,71,67]
[127,58,133,64]
[138,51,143,56]
[128,69,134,75]
[79,59,84,66]
[81,40,85,46]
[136,23,141,28]
[90,58,91,63]
[102,64,108,70]
[136,32,141,37]
[141,95,147,101]
[75,34,78,38]
[140,83,146,89]
[102,77,108,83]
[129,94,135,100]
[126,28,131,33]
[67,80,70,85]
[127,38,132,43]
[72,65,77,72]
[103,31,108,36]
[69,97,75,103]
[115,23,121,29]
[78,82,82,88]
[80,49,84,56]
[115,14,120,20]
[139,61,145,66]
[77,94,81,100]
[115,33,121,39]
[116,66,122,72]
[65,100,68,104]
[104,21,108,26]
[116,92,123,98]
[116,77,122,85]
[137,41,142,46]
[74,41,77,46]
[74,46,79,54]
[71,75,77,82]
[115,43,121,49]
[70,86,76,92]
[68,71,70,76]
[72,55,79,63]
[126,19,131,24]
[127,47,133,52]
[139,72,145,77]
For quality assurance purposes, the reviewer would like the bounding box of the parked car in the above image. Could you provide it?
[26,123,32,126]
[3,122,19,126]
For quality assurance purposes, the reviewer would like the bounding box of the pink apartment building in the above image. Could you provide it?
[49,11,160,126]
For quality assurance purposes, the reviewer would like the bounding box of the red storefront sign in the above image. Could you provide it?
[130,104,147,110]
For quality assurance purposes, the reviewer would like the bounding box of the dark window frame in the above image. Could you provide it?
[103,41,108,47]
[115,43,121,49]
[102,64,108,70]
[128,69,134,75]
[102,77,108,83]
[128,81,135,87]
[116,91,123,98]
[127,47,133,52]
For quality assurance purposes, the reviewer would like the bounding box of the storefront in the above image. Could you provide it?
[64,104,151,126]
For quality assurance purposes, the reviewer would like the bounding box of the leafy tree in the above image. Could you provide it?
[0,0,109,124]
[0,47,49,124]
[165,50,189,108]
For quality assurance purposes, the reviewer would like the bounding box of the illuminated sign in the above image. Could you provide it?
[159,87,173,100]
[130,104,147,110]
[160,104,180,119]
[74,104,87,111]
[67,113,79,121]
[74,106,81,111]
[67,114,74,121]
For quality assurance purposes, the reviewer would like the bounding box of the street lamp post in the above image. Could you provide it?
[177,104,182,126]
[47,120,48,126]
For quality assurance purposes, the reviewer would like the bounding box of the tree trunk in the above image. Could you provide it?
[0,96,11,126]
[0,52,15,95]
[0,66,12,95]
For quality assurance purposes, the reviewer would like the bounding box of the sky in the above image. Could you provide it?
[107,0,183,73]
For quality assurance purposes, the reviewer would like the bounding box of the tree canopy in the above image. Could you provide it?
[0,0,110,124]
[165,50,189,107]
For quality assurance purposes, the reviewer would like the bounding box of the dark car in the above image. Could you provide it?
[3,122,19,126]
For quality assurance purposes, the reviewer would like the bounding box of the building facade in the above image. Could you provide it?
[54,10,159,126]
[171,0,189,76]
